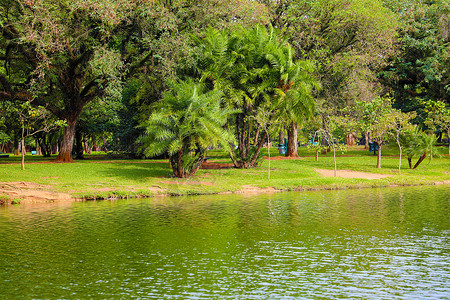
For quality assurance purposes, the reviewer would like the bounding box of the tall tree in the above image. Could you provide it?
[360,97,394,169]
[193,25,318,167]
[0,0,158,161]
[115,0,269,156]
[380,0,450,114]
[259,0,397,154]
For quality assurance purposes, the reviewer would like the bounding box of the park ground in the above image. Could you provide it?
[0,145,449,204]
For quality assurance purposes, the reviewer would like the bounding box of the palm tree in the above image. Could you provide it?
[139,80,234,178]
[401,128,437,169]
[268,51,319,157]
[193,25,319,167]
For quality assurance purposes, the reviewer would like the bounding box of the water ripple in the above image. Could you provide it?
[0,185,448,299]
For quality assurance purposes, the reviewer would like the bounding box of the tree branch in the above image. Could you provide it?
[80,77,101,99]
[30,97,65,119]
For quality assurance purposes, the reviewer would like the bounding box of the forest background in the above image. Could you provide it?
[0,0,449,178]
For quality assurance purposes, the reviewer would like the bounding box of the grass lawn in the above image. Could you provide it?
[0,145,449,201]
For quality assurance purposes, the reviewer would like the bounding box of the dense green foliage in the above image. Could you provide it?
[191,25,318,168]
[139,80,234,177]
[380,0,450,113]
[0,0,449,177]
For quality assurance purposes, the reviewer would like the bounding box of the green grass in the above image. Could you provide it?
[0,146,449,200]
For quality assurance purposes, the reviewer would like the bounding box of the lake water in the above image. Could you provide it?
[0,185,449,299]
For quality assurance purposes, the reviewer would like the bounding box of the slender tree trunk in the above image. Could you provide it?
[376,143,382,169]
[286,122,298,157]
[437,131,443,143]
[237,113,245,162]
[254,126,261,146]
[364,131,369,149]
[267,132,271,180]
[178,149,183,177]
[278,129,285,154]
[21,125,25,170]
[75,126,84,159]
[56,119,77,162]
[413,153,427,169]
[189,153,206,177]
[321,116,329,154]
[246,122,251,151]
[333,144,337,177]
[250,131,267,166]
[408,157,412,169]
[448,128,450,166]
[396,136,402,175]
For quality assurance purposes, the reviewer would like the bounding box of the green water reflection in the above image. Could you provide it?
[0,185,449,299]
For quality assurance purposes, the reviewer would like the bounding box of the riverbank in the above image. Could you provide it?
[1,146,449,204]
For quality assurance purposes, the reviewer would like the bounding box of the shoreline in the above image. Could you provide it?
[2,175,449,205]
[2,148,449,205]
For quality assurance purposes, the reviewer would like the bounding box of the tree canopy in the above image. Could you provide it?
[0,0,449,175]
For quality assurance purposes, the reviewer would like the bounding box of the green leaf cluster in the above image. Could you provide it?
[139,79,235,177]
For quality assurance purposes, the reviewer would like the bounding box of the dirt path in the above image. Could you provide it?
[0,182,74,203]
[314,169,393,179]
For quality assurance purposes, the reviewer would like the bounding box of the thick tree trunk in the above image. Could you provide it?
[345,133,356,146]
[14,135,19,156]
[84,136,92,154]
[39,137,51,157]
[376,143,382,169]
[364,131,369,149]
[56,119,77,162]
[286,122,299,157]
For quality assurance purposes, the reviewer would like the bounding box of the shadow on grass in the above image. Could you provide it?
[0,154,58,164]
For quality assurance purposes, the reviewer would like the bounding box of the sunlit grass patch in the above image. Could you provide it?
[0,146,449,200]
